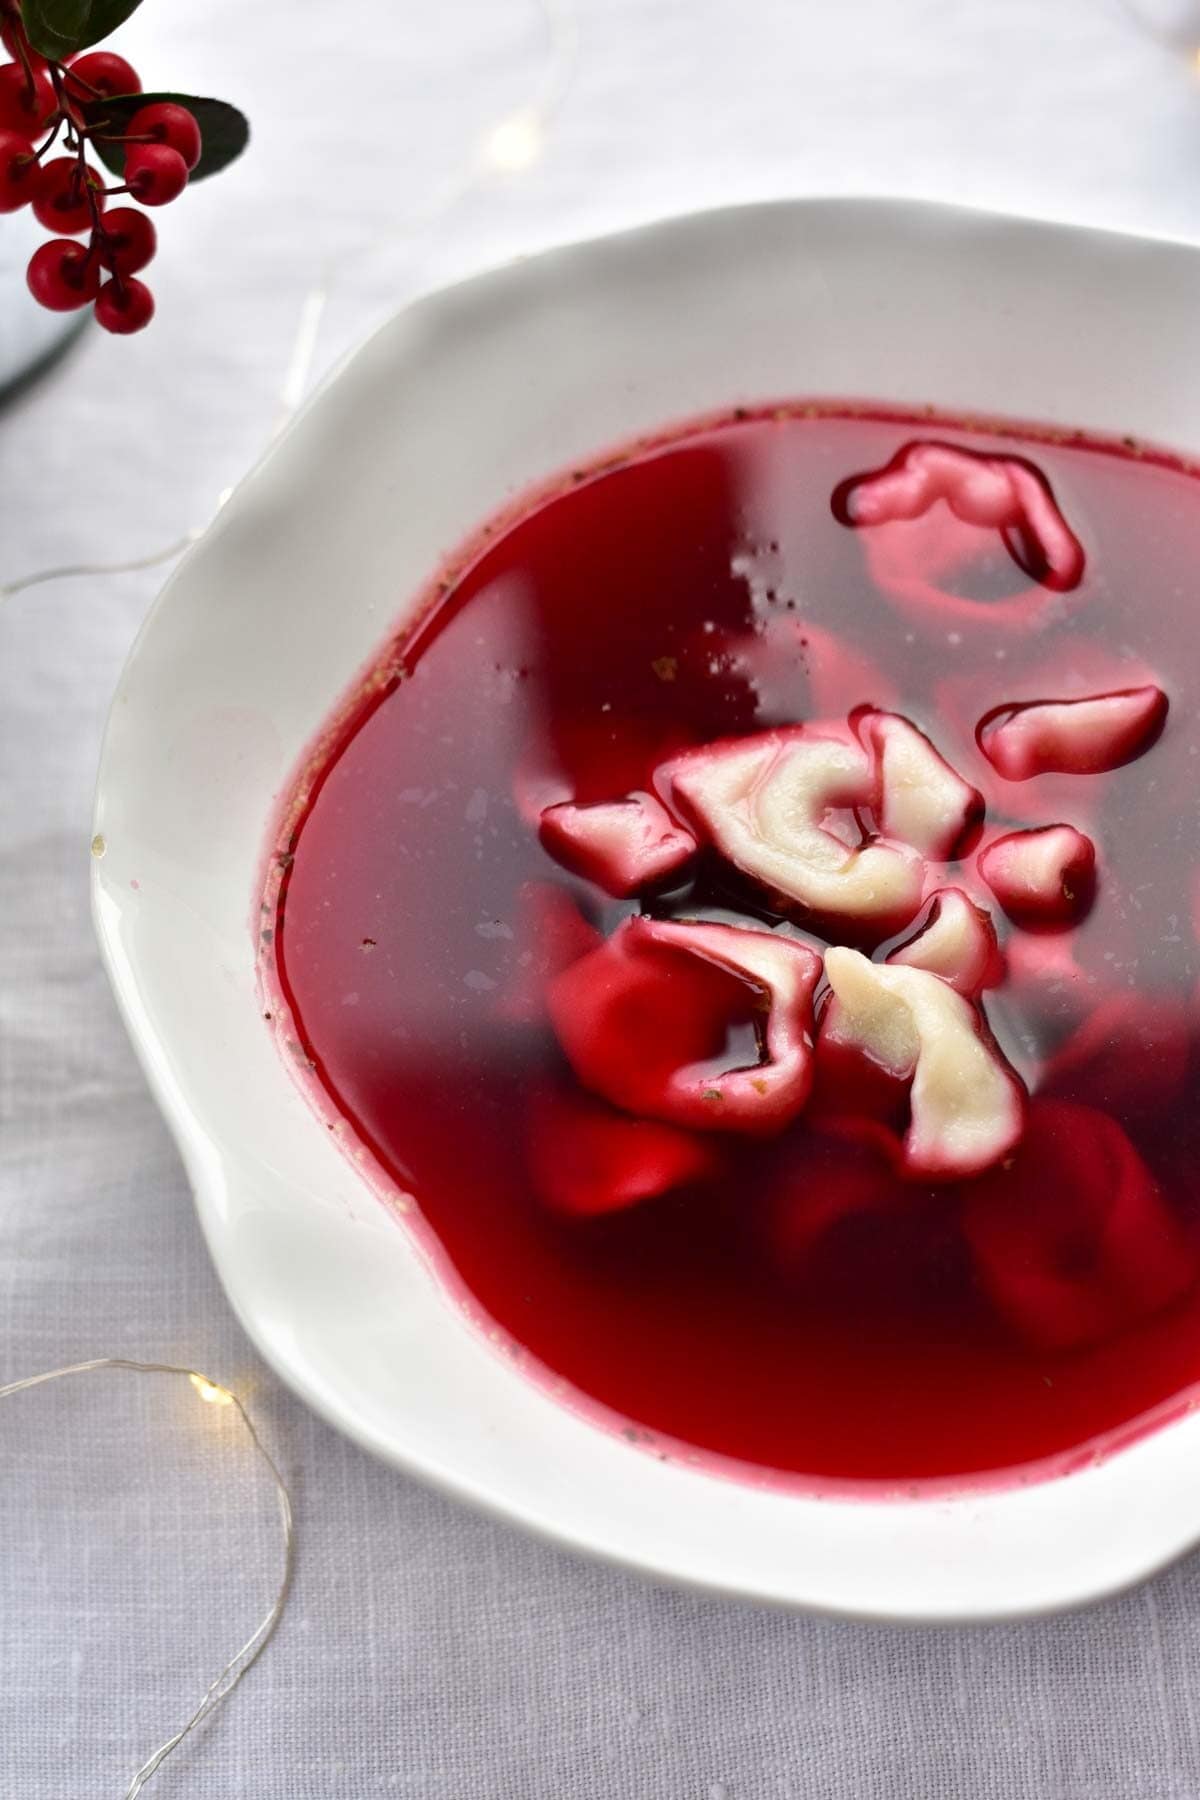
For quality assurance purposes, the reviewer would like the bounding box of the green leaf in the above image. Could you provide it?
[75,0,147,47]
[21,0,144,57]
[20,0,93,58]
[84,92,251,182]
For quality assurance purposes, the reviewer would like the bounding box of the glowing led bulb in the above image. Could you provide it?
[481,107,544,173]
[190,1372,234,1407]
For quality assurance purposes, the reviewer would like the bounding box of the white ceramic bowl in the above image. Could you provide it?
[93,198,1200,1621]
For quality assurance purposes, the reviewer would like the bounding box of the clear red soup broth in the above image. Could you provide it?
[271,407,1200,1487]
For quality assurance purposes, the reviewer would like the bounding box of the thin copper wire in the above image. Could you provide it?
[0,1357,294,1798]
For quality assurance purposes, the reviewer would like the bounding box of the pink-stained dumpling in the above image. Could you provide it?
[978,824,1096,930]
[833,439,1087,641]
[548,916,822,1136]
[977,685,1168,780]
[854,708,984,859]
[527,1086,724,1217]
[833,439,1086,592]
[822,946,1025,1180]
[659,726,925,935]
[539,792,696,897]
[887,888,1002,997]
[811,997,914,1134]
[937,637,1162,831]
[963,1100,1195,1351]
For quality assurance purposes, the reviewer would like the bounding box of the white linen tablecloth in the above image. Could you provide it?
[7,1,1200,1792]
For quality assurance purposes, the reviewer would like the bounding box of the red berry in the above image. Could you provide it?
[95,274,154,334]
[64,50,140,98]
[96,204,155,273]
[0,123,36,210]
[26,237,101,311]
[0,59,55,135]
[126,100,201,171]
[32,154,105,233]
[124,142,187,206]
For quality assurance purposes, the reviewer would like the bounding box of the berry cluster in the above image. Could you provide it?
[0,6,200,334]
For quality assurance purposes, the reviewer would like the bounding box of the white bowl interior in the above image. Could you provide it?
[94,198,1200,1619]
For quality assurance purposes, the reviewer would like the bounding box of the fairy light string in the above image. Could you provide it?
[0,526,202,600]
[0,1357,295,1798]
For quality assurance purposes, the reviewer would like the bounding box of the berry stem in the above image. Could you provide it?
[47,60,109,274]
[30,112,63,158]
[60,66,102,99]
[6,10,37,104]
